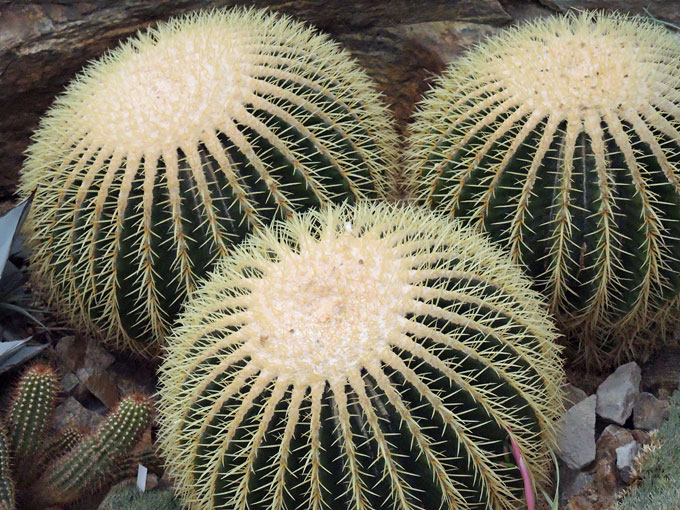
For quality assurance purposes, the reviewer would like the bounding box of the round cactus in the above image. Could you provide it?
[0,424,13,510]
[406,11,680,368]
[19,7,398,356]
[157,203,564,510]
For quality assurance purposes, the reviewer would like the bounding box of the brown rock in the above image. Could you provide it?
[77,367,121,409]
[631,428,652,446]
[595,425,634,462]
[54,335,86,372]
[634,392,670,430]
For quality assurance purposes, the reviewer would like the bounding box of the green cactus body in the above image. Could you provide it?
[31,395,152,507]
[158,203,564,510]
[406,12,680,368]
[6,364,57,484]
[19,8,398,356]
[44,428,84,463]
[0,425,14,510]
[98,482,183,510]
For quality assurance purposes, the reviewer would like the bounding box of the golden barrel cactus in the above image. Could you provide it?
[19,8,398,356]
[407,12,680,368]
[157,203,564,510]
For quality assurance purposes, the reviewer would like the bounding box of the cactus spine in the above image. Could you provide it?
[158,203,565,510]
[20,7,398,357]
[30,394,152,508]
[0,425,14,510]
[406,11,680,368]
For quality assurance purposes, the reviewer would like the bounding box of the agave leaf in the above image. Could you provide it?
[0,337,47,375]
[0,192,33,279]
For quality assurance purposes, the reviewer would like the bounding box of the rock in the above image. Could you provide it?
[76,366,121,409]
[52,395,103,433]
[641,345,680,398]
[54,335,86,372]
[560,468,594,506]
[145,472,159,491]
[84,337,115,371]
[558,395,597,470]
[615,441,641,485]
[634,392,669,430]
[631,428,652,446]
[563,383,589,410]
[60,371,79,393]
[595,425,633,462]
[596,362,641,425]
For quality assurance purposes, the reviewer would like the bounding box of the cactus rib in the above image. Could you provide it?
[406,11,680,368]
[158,203,565,510]
[19,7,398,356]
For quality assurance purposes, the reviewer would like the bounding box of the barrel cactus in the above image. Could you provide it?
[19,7,398,357]
[158,203,564,510]
[406,11,680,368]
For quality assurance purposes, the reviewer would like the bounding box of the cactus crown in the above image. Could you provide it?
[20,7,397,356]
[158,203,564,510]
[406,11,680,367]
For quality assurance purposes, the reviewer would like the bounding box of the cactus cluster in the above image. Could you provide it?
[158,203,564,510]
[406,11,680,368]
[1,364,153,510]
[19,7,398,357]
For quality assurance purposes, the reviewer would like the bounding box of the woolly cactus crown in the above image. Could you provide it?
[406,11,680,367]
[20,7,397,356]
[158,203,564,510]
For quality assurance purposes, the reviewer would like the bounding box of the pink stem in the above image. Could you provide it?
[509,433,534,510]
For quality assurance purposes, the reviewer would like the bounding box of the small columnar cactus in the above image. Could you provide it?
[0,364,153,510]
[158,203,564,510]
[0,425,14,510]
[406,11,680,368]
[30,394,153,508]
[20,7,398,356]
[6,364,58,485]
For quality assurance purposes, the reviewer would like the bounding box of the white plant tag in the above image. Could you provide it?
[136,464,148,492]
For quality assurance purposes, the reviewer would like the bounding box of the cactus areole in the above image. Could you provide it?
[158,203,564,510]
[19,8,397,356]
[407,12,680,367]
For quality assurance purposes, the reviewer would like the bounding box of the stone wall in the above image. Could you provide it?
[1,0,679,196]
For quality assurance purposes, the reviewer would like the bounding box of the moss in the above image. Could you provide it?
[615,390,680,510]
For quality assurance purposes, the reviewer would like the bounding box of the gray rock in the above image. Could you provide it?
[557,394,597,470]
[596,362,641,425]
[60,371,80,393]
[563,383,588,410]
[559,467,594,505]
[52,396,103,433]
[634,392,669,430]
[615,441,641,485]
